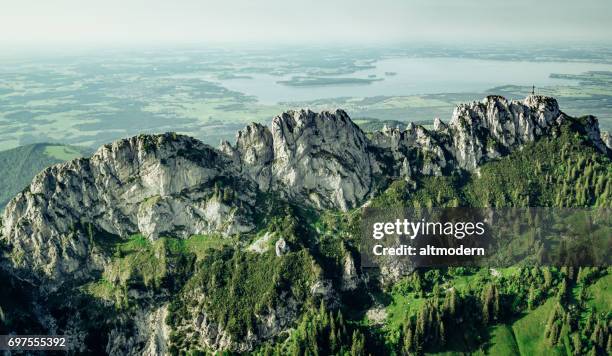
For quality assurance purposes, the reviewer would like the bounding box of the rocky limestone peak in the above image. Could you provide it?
[89,133,230,197]
[448,95,565,170]
[218,139,237,161]
[433,117,448,132]
[524,94,561,121]
[235,122,273,157]
[370,124,404,150]
[268,109,371,210]
[2,133,257,282]
[230,122,274,189]
[577,115,609,154]
[225,109,373,210]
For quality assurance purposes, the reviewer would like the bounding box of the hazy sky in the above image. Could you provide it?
[1,0,611,48]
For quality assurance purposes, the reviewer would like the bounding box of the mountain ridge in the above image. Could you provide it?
[0,143,91,209]
[0,95,611,354]
[2,95,611,286]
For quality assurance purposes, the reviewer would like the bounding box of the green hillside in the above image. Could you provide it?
[0,117,610,355]
[0,143,90,209]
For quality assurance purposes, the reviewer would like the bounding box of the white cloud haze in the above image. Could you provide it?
[0,0,611,48]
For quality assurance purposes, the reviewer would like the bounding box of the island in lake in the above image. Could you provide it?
[277,75,383,87]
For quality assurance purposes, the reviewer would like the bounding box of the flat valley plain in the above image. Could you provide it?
[1,44,612,151]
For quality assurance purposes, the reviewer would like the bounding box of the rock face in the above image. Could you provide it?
[2,134,257,281]
[602,131,612,150]
[168,289,300,353]
[224,109,372,210]
[451,95,571,169]
[275,237,288,256]
[368,95,581,179]
[341,253,359,291]
[106,304,170,356]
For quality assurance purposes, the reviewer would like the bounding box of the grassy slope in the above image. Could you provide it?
[587,273,612,313]
[0,143,90,209]
[83,234,234,295]
[488,325,520,356]
[511,299,567,356]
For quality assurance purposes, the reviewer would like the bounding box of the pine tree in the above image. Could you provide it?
[416,304,427,338]
[290,334,303,355]
[545,307,555,338]
[329,314,338,352]
[213,182,221,198]
[449,288,458,316]
[261,343,273,356]
[402,321,414,354]
[449,197,460,207]
[337,311,347,341]
[439,320,446,346]
[572,333,582,356]
[543,268,553,288]
[350,331,365,356]
[493,285,500,320]
[558,279,568,302]
[482,297,490,325]
[223,187,232,202]
[563,311,572,334]
[433,283,441,305]
[413,273,424,297]
[528,284,537,310]
[318,301,328,329]
[577,267,585,283]
[548,322,561,346]
[584,312,594,338]
[413,328,423,355]
[591,322,605,348]
[443,288,457,317]
[594,176,605,196]
[481,284,499,324]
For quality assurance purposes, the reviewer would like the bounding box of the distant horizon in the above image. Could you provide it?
[2,40,612,62]
[1,0,611,52]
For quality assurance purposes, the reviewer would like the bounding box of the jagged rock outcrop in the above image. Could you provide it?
[275,237,288,256]
[224,109,373,210]
[370,122,451,177]
[370,95,609,176]
[449,95,559,170]
[220,122,274,190]
[106,305,170,356]
[2,134,257,281]
[602,131,612,150]
[341,253,359,291]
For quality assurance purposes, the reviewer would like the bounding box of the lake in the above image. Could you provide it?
[216,57,612,104]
